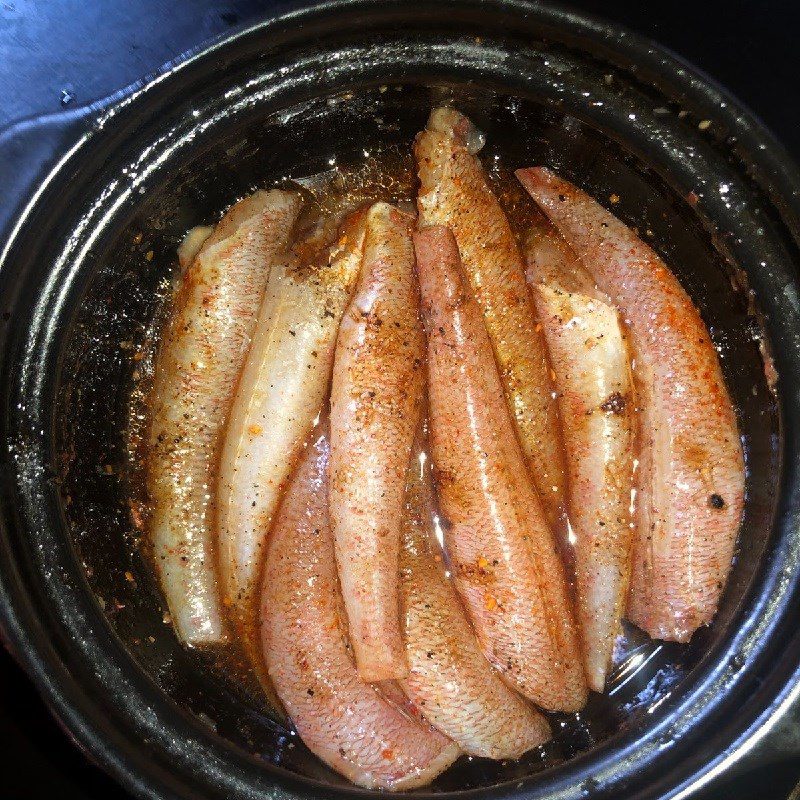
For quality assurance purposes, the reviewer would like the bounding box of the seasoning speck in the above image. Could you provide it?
[600,392,626,415]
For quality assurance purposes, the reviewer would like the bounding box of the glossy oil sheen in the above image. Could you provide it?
[50,90,782,785]
[0,3,794,800]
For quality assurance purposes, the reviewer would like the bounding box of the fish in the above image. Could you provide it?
[415,107,566,526]
[517,167,746,642]
[528,275,635,692]
[261,427,461,791]
[177,224,214,270]
[398,428,552,756]
[414,224,587,712]
[523,214,598,298]
[329,202,425,682]
[217,207,367,694]
[147,189,301,645]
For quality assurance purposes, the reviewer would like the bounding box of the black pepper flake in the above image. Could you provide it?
[600,392,626,414]
[558,194,566,202]
[709,493,726,510]
[307,688,315,696]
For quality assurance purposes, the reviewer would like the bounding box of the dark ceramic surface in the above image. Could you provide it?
[1,2,799,799]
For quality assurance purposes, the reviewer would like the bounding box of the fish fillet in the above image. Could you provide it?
[329,202,425,682]
[415,107,566,526]
[262,427,460,790]
[530,281,635,693]
[517,167,745,642]
[399,429,551,756]
[147,189,301,644]
[524,214,598,298]
[217,207,367,695]
[414,225,587,711]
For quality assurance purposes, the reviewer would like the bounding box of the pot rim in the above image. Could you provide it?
[1,2,799,799]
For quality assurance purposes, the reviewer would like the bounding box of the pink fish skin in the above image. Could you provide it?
[415,108,566,528]
[147,189,301,645]
[399,430,551,757]
[329,202,425,682]
[261,428,460,791]
[524,214,598,298]
[530,281,635,692]
[414,224,587,712]
[517,167,746,643]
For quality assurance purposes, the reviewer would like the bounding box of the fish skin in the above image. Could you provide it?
[262,428,460,791]
[414,224,587,712]
[217,208,367,698]
[517,167,745,642]
[399,429,552,757]
[530,281,635,693]
[177,225,214,270]
[415,107,566,527]
[523,214,598,298]
[147,189,301,645]
[330,202,425,682]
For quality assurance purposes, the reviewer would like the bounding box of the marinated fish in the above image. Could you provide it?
[415,108,566,526]
[414,225,587,711]
[217,208,367,690]
[262,427,460,790]
[147,189,301,644]
[530,280,635,692]
[330,203,425,682]
[399,428,552,755]
[518,167,745,642]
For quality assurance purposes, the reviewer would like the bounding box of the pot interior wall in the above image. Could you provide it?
[48,32,780,796]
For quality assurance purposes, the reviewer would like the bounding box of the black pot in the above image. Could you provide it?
[1,1,798,798]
